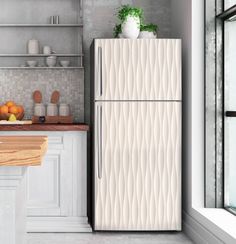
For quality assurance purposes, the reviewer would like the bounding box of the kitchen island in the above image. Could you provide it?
[0,124,91,233]
[0,136,47,244]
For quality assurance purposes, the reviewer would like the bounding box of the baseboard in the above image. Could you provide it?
[27,216,92,233]
[183,211,223,244]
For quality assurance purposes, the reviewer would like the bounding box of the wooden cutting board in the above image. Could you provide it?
[0,120,32,125]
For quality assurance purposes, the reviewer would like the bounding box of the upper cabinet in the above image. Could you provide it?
[94,39,182,101]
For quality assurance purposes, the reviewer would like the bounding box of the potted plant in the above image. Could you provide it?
[139,23,158,39]
[113,24,122,38]
[116,5,143,39]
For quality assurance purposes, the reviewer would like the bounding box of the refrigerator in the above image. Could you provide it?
[91,39,182,231]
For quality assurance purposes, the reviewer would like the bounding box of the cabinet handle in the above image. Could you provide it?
[98,47,103,97]
[226,111,236,117]
[97,105,102,179]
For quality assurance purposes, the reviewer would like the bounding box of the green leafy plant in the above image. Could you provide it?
[140,23,158,34]
[113,24,122,38]
[117,5,144,24]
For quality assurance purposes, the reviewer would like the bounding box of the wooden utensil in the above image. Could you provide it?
[51,90,60,104]
[33,90,42,103]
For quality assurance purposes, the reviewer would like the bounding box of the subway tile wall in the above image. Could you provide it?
[0,69,84,122]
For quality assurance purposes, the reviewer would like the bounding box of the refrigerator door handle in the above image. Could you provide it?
[97,104,103,179]
[98,46,103,97]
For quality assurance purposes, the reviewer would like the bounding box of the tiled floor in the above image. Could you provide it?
[27,232,193,244]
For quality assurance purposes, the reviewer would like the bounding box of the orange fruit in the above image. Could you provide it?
[5,101,15,107]
[17,105,24,114]
[8,105,18,114]
[0,105,9,114]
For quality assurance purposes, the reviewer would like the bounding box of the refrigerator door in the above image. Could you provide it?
[94,101,181,230]
[94,39,181,101]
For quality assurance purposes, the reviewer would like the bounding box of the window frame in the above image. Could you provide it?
[205,0,224,209]
[205,0,236,214]
[217,3,236,215]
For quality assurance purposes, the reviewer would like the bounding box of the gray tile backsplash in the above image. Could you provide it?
[0,69,84,122]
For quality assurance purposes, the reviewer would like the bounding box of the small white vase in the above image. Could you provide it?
[27,39,40,54]
[121,16,140,39]
[139,31,157,39]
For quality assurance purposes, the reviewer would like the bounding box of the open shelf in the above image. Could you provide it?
[0,54,84,57]
[0,0,84,69]
[0,24,83,27]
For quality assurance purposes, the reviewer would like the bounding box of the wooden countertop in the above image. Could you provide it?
[0,136,48,166]
[0,123,89,131]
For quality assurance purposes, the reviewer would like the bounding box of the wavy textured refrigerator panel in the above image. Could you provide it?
[94,39,181,101]
[94,102,181,230]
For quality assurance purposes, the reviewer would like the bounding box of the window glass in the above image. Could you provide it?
[225,1,236,10]
[224,19,236,210]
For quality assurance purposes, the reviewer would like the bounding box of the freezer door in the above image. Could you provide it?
[94,39,181,101]
[94,101,181,230]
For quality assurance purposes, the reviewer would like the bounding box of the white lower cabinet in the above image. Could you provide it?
[0,131,91,232]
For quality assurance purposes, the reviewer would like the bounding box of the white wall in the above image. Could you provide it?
[171,1,236,243]
[171,0,192,212]
[170,0,218,242]
[171,0,205,210]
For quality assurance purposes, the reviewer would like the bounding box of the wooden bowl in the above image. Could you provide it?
[0,112,24,121]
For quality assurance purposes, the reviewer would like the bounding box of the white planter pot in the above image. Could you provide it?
[121,16,140,39]
[138,31,157,39]
[118,33,124,38]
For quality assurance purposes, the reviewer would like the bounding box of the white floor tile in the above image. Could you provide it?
[27,232,193,244]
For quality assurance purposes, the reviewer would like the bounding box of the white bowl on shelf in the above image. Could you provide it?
[46,56,57,67]
[60,60,70,67]
[26,60,38,67]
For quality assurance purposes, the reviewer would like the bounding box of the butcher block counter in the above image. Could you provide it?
[0,136,47,166]
[0,123,89,131]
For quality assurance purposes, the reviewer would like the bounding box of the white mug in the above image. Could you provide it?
[43,46,51,55]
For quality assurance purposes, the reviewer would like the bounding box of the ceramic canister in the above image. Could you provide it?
[59,103,70,116]
[34,103,46,116]
[47,103,58,116]
[27,39,40,54]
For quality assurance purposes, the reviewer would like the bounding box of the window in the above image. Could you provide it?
[217,4,236,214]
